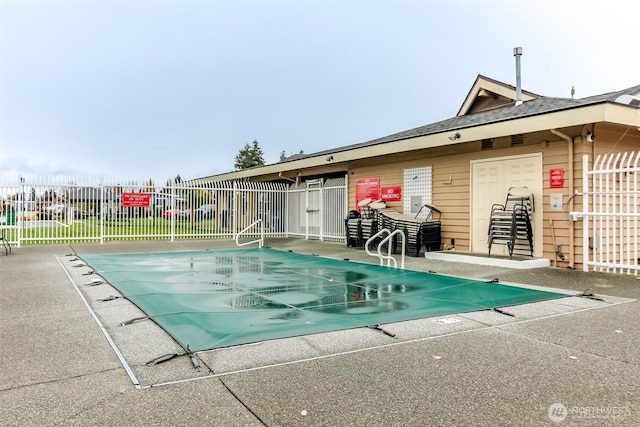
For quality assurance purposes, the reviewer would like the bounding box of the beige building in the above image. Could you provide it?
[203,75,640,271]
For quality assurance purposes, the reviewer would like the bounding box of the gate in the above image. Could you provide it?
[572,152,639,275]
[286,176,347,242]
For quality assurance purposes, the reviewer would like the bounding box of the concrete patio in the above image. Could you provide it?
[1,238,638,426]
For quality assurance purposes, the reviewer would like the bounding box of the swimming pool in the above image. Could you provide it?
[81,248,568,352]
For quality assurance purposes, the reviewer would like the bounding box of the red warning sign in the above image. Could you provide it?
[122,193,151,207]
[550,168,564,188]
[355,178,380,209]
[380,185,402,201]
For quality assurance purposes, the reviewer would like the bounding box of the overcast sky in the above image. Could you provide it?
[1,0,638,182]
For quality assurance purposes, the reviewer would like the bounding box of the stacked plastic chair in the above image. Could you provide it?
[345,198,379,248]
[368,200,441,257]
[487,187,534,258]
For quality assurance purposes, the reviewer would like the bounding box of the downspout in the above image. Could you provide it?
[550,129,575,268]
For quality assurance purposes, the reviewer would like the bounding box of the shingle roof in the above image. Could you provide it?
[280,83,640,162]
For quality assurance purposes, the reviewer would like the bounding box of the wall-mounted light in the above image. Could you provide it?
[448,132,461,141]
[325,155,334,161]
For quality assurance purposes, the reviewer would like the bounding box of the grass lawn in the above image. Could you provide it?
[4,217,227,244]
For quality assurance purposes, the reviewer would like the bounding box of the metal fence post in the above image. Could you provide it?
[232,180,237,241]
[100,182,105,244]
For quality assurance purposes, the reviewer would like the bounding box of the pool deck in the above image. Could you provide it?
[1,238,639,426]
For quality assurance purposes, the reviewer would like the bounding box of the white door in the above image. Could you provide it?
[471,154,542,256]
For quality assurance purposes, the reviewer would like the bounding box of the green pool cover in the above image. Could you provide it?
[82,248,568,351]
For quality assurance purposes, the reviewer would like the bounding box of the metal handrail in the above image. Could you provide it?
[365,228,405,269]
[235,219,264,248]
[365,229,389,264]
[379,229,405,269]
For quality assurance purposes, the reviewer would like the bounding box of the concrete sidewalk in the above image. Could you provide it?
[1,238,638,426]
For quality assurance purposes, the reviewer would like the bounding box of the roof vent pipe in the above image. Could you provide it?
[513,47,523,106]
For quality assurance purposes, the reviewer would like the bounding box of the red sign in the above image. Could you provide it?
[550,168,564,188]
[122,193,151,207]
[380,185,402,201]
[355,178,380,210]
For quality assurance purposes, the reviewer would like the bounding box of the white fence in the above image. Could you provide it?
[572,152,639,275]
[0,175,348,246]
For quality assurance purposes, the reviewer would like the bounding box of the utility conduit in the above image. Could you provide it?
[550,129,575,268]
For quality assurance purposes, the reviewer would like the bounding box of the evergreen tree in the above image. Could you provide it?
[234,139,265,170]
[279,149,304,162]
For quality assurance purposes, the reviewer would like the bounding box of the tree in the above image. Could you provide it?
[234,139,265,170]
[279,149,304,162]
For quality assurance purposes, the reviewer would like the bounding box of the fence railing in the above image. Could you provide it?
[0,175,347,247]
[571,152,639,275]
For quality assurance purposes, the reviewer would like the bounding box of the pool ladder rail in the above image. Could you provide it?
[365,228,405,269]
[235,219,264,248]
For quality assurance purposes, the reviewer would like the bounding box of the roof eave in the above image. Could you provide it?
[205,102,639,181]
